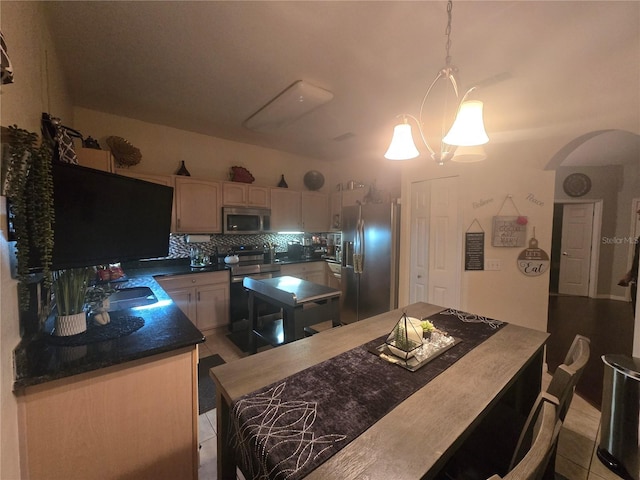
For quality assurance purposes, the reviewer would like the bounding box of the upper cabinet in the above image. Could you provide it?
[270,189,301,231]
[270,189,329,232]
[330,188,367,231]
[115,169,173,187]
[330,192,342,231]
[76,147,114,172]
[116,169,176,231]
[301,192,329,232]
[174,177,222,233]
[222,182,270,208]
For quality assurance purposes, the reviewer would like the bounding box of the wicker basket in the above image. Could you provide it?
[106,136,142,167]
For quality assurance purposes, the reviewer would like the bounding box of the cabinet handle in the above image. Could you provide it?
[198,292,201,301]
[177,218,180,229]
[188,293,192,302]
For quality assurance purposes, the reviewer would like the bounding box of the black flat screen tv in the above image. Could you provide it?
[35,162,174,270]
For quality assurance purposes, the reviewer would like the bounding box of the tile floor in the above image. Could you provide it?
[196,326,625,480]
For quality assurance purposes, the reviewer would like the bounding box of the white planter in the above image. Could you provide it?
[55,312,87,336]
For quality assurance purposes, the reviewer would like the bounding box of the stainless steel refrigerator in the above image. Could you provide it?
[341,202,400,323]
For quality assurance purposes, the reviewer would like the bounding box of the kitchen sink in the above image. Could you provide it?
[108,286,158,310]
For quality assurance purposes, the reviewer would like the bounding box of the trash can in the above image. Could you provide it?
[597,354,640,480]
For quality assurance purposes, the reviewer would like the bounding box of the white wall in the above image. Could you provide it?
[0,2,73,478]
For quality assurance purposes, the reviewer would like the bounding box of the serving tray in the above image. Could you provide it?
[368,336,462,372]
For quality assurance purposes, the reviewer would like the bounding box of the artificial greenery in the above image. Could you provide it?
[4,125,55,310]
[52,268,91,316]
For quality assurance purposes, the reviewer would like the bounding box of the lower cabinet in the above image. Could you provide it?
[16,348,199,480]
[156,271,229,332]
[280,262,327,286]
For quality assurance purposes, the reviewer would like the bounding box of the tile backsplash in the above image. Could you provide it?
[168,233,324,260]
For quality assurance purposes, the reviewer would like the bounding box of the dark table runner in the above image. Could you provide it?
[231,308,504,480]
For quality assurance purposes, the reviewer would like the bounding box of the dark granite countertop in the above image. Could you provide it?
[272,256,328,265]
[12,256,336,390]
[13,259,214,391]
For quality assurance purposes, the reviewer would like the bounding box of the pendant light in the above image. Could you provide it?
[384,0,488,164]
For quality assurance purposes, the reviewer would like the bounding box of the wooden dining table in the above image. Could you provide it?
[210,302,549,480]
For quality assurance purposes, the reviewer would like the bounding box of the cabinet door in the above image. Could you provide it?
[301,192,329,232]
[175,178,222,233]
[222,182,247,206]
[248,186,270,208]
[76,147,114,172]
[117,170,176,231]
[116,170,174,187]
[341,188,367,207]
[305,270,326,286]
[271,189,301,231]
[196,282,229,331]
[330,192,342,230]
[164,286,197,324]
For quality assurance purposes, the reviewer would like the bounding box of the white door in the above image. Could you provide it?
[409,177,461,308]
[409,182,429,303]
[558,203,594,296]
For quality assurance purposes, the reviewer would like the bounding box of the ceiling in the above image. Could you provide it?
[42,1,640,164]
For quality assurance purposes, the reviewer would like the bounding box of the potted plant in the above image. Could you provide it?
[2,126,55,316]
[52,268,92,336]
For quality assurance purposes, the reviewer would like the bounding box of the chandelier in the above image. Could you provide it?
[384,0,488,165]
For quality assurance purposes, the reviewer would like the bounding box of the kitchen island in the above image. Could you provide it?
[243,275,341,353]
[13,264,208,480]
[211,302,548,480]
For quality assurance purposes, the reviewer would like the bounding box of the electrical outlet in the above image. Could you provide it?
[486,259,501,271]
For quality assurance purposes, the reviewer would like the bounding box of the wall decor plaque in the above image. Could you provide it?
[465,219,485,271]
[492,216,527,247]
[517,235,549,276]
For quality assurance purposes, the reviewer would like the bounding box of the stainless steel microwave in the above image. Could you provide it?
[222,207,271,234]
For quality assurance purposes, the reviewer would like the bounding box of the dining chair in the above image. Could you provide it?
[551,334,590,421]
[486,397,562,480]
[510,334,590,478]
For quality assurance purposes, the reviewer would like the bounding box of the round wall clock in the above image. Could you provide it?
[563,173,592,197]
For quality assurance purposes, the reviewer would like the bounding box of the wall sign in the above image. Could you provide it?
[465,232,485,271]
[492,195,527,247]
[492,216,527,247]
[517,235,549,276]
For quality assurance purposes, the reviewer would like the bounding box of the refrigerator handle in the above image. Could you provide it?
[354,218,364,274]
[342,240,353,268]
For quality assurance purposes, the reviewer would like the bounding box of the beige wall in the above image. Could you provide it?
[397,143,557,333]
[73,107,402,198]
[0,2,73,478]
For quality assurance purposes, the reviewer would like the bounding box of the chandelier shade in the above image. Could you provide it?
[384,0,489,165]
[384,122,420,160]
[452,144,487,163]
[443,100,489,146]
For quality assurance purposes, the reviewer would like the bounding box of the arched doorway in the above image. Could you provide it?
[545,129,640,407]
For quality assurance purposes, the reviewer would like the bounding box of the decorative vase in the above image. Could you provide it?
[54,312,87,336]
[277,174,288,188]
[175,160,191,176]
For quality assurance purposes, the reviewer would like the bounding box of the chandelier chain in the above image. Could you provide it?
[445,0,453,66]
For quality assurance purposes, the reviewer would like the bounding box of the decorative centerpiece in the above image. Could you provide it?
[52,268,92,336]
[371,311,461,371]
[385,313,424,360]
